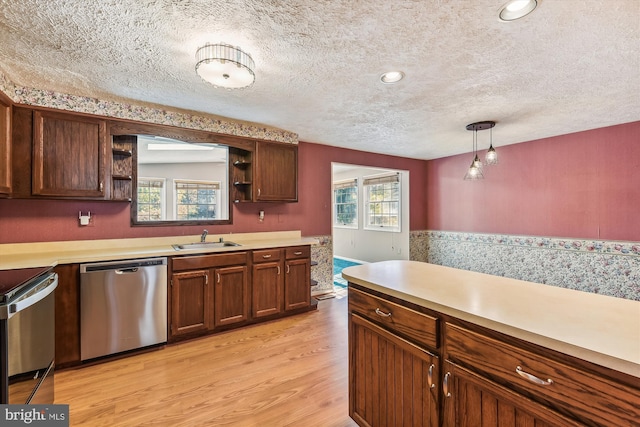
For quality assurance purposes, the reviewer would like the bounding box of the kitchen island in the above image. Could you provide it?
[343,260,640,427]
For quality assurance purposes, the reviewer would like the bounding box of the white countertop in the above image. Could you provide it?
[0,231,317,270]
[342,260,640,379]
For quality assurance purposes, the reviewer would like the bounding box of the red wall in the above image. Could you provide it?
[426,121,640,241]
[0,141,428,244]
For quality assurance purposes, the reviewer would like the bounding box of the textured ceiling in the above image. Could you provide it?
[0,0,638,159]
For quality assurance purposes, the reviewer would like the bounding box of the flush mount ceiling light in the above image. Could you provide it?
[380,71,405,84]
[498,0,538,21]
[195,43,255,89]
[463,121,497,180]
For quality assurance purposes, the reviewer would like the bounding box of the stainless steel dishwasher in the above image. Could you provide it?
[80,257,167,361]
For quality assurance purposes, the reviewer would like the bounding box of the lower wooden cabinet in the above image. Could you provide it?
[441,361,582,427]
[284,247,311,311]
[350,314,439,427]
[348,286,640,427]
[213,265,249,327]
[252,249,283,318]
[170,269,212,336]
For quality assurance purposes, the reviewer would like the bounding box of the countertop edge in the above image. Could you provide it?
[342,261,640,379]
[0,232,319,270]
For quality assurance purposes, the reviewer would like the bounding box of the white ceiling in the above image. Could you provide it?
[0,0,638,160]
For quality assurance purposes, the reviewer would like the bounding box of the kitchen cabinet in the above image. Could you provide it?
[170,269,213,337]
[0,92,11,196]
[111,135,135,201]
[32,109,107,198]
[252,249,283,318]
[348,284,640,427]
[350,314,439,427]
[170,251,249,340]
[441,360,581,427]
[53,263,81,368]
[229,146,253,203]
[254,141,297,202]
[284,246,311,311]
[213,265,249,327]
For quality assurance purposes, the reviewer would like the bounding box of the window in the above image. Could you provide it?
[175,180,220,220]
[363,173,401,232]
[333,179,358,228]
[137,178,165,221]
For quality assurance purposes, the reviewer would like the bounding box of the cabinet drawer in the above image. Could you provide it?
[253,249,282,263]
[444,323,640,427]
[172,252,248,271]
[349,287,438,350]
[285,246,310,260]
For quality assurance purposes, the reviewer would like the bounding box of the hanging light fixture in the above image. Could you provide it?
[195,43,255,89]
[485,125,498,165]
[463,121,496,180]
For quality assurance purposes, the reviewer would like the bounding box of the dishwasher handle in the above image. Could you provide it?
[116,267,139,274]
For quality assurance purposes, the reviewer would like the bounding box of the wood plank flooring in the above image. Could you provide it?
[54,297,358,427]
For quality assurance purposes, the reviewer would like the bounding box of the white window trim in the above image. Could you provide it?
[333,178,359,229]
[137,177,166,221]
[363,173,401,233]
[173,179,221,221]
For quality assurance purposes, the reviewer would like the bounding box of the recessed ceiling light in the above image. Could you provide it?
[380,71,405,84]
[498,0,538,22]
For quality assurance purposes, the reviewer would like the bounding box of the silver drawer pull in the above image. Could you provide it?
[428,364,436,389]
[375,308,392,318]
[262,254,272,259]
[443,372,451,397]
[294,251,303,255]
[516,366,554,386]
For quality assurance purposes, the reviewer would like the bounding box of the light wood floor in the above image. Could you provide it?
[55,297,358,427]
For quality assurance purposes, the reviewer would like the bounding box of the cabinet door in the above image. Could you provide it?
[254,141,297,201]
[171,270,212,336]
[442,361,583,427]
[54,263,81,368]
[214,265,249,327]
[252,261,283,318]
[32,110,107,198]
[284,258,310,311]
[350,314,439,427]
[0,93,11,196]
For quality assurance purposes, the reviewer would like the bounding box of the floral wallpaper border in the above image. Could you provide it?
[0,71,298,144]
[419,230,640,257]
[416,230,640,301]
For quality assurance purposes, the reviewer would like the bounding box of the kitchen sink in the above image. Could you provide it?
[172,241,241,250]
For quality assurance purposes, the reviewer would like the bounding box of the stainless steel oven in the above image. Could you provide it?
[0,268,57,404]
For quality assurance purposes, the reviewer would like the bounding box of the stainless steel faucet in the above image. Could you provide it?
[201,229,208,242]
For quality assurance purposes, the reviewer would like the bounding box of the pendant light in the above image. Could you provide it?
[485,126,498,165]
[463,121,496,180]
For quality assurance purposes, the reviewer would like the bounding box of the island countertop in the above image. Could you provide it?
[0,231,317,270]
[342,260,640,379]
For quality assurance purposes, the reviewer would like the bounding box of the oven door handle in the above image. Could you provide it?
[0,274,58,320]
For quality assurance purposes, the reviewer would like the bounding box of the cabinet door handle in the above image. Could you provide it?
[277,266,281,275]
[99,181,104,192]
[217,273,221,283]
[375,308,392,318]
[262,254,272,259]
[428,364,436,389]
[516,366,554,386]
[294,251,302,255]
[443,372,451,398]
[257,188,261,197]
[204,275,208,285]
[286,265,290,274]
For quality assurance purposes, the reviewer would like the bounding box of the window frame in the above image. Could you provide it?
[136,177,166,222]
[363,173,401,233]
[173,179,221,221]
[333,178,359,229]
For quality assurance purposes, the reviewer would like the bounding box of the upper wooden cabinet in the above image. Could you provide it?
[32,110,108,198]
[254,141,297,202]
[0,93,11,196]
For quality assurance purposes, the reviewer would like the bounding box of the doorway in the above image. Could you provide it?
[331,163,410,291]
